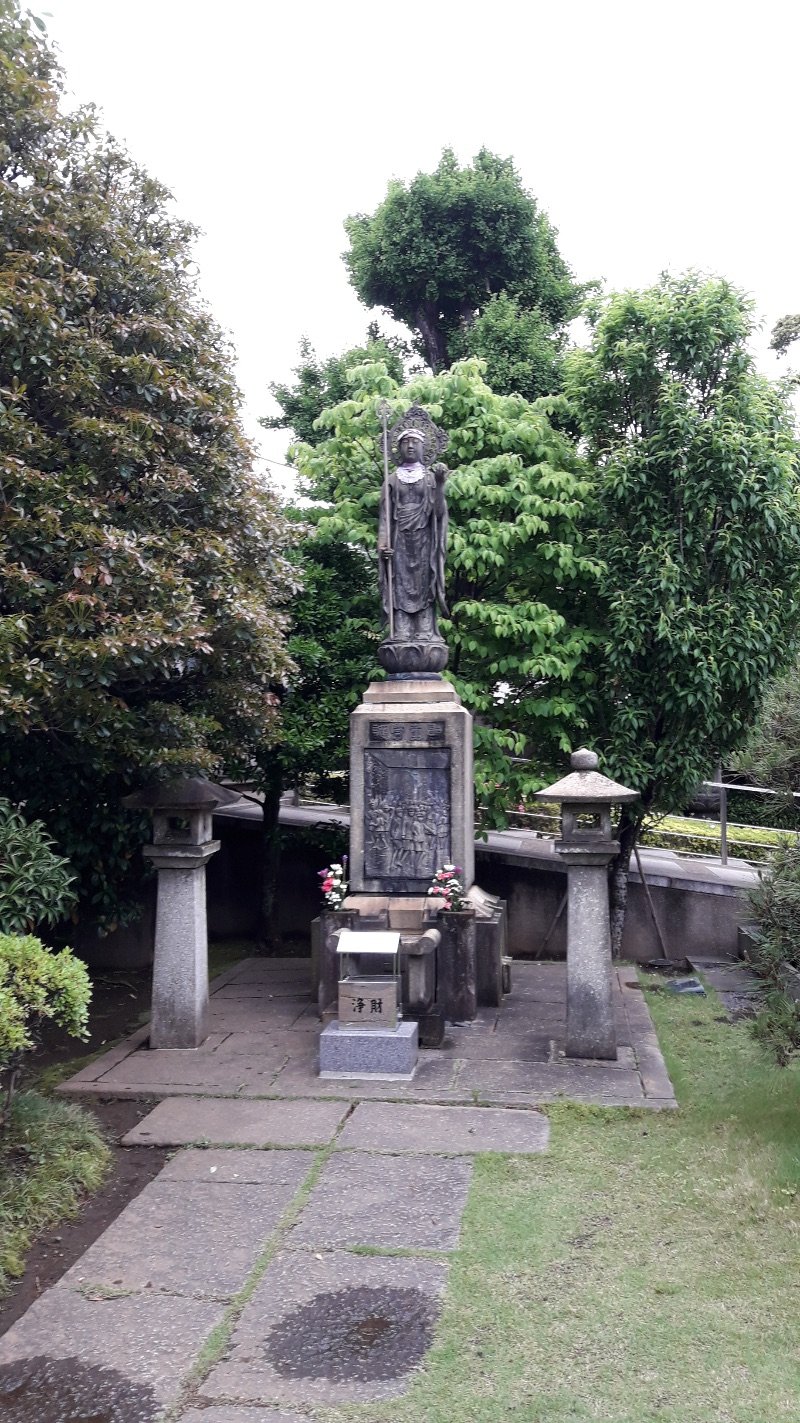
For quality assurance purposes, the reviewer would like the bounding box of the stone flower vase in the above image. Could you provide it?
[436,909,477,1023]
[312,907,357,1019]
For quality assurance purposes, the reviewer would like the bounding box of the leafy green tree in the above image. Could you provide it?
[264,326,408,447]
[449,293,565,405]
[0,3,296,927]
[738,665,800,793]
[293,357,600,823]
[770,314,800,357]
[344,149,583,377]
[564,274,800,948]
[248,521,378,945]
[0,801,77,936]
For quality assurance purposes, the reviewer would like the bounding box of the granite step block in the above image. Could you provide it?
[336,1101,550,1155]
[122,1097,348,1148]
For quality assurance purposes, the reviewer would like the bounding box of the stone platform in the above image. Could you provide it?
[59,957,676,1110]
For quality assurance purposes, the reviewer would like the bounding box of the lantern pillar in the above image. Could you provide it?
[536,749,638,1062]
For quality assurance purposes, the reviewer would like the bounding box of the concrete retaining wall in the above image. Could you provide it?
[74,802,757,969]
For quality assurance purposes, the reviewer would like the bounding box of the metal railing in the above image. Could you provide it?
[701,781,800,866]
[500,780,800,868]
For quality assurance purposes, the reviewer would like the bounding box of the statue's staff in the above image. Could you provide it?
[378,400,394,641]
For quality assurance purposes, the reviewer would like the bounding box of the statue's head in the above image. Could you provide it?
[398,430,425,465]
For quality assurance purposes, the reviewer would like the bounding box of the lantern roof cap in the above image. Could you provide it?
[535,748,638,805]
[123,777,243,812]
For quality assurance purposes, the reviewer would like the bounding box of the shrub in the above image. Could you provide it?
[0,800,77,935]
[751,990,800,1067]
[0,934,91,1127]
[749,841,800,976]
[0,1090,110,1294]
[748,843,800,1062]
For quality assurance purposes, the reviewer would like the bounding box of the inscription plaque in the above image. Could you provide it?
[364,748,451,883]
[338,977,398,1028]
[369,720,445,745]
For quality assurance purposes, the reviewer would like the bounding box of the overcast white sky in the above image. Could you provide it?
[40,0,800,486]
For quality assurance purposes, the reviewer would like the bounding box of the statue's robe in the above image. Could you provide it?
[378,462,448,627]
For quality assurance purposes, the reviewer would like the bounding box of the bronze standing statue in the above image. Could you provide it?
[377,403,450,674]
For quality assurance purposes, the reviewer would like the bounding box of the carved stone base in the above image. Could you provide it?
[377,638,448,674]
[350,679,474,894]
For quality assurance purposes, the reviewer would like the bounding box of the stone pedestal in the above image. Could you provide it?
[436,911,477,1023]
[319,1020,419,1080]
[311,909,358,1018]
[557,844,617,1060]
[349,677,474,895]
[468,885,507,1008]
[142,841,220,1049]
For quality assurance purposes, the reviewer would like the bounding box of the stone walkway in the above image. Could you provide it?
[0,1101,549,1419]
[0,960,676,1419]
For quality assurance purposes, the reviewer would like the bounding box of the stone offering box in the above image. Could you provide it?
[320,928,419,1080]
[337,929,400,1029]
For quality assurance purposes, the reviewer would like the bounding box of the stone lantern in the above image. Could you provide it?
[123,778,241,1049]
[536,748,637,1061]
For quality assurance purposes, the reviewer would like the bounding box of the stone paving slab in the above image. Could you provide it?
[336,1101,550,1155]
[180,1410,307,1423]
[122,1096,349,1147]
[202,1249,448,1407]
[159,1148,311,1184]
[456,1058,646,1104]
[288,1150,472,1251]
[0,1286,224,1411]
[97,1047,292,1091]
[60,1174,307,1300]
[212,984,310,1002]
[451,1028,554,1060]
[497,999,629,1034]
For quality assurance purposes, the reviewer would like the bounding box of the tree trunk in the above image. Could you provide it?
[609,808,641,959]
[256,763,284,954]
[415,306,448,373]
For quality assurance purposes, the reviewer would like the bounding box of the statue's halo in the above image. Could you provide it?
[388,403,449,466]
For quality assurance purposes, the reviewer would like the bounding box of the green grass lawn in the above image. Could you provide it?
[326,978,800,1423]
[0,1091,111,1296]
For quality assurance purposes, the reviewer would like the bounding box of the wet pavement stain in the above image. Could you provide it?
[265,1285,437,1382]
[0,1356,159,1422]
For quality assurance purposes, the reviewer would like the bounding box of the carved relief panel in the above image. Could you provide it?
[364,748,451,885]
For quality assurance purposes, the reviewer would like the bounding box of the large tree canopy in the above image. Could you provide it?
[564,274,800,945]
[344,149,583,378]
[0,3,296,925]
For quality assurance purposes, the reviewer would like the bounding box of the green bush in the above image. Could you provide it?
[0,800,77,934]
[751,989,800,1067]
[0,934,91,1127]
[749,841,800,976]
[640,815,793,865]
[0,1090,110,1294]
[748,842,800,1063]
